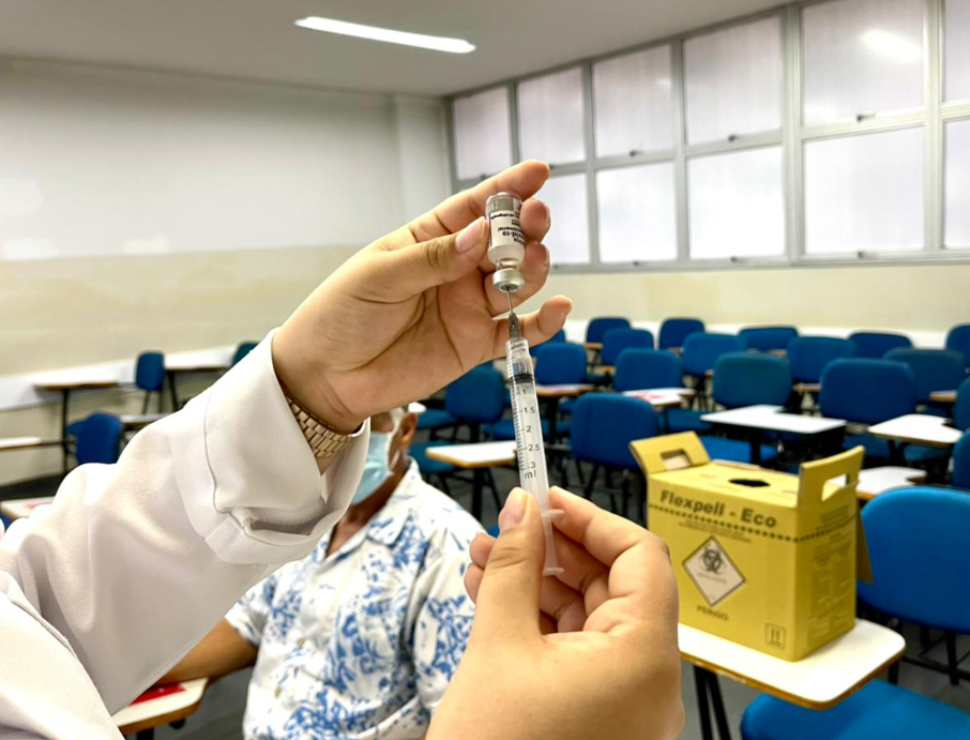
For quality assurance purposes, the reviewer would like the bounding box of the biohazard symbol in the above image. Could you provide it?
[701,546,724,574]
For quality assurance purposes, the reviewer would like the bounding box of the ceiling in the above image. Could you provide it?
[0,0,789,96]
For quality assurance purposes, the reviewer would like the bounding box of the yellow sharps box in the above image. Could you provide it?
[630,432,871,661]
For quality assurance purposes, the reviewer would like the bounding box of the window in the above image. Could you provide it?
[945,119,970,248]
[805,127,924,254]
[517,68,586,165]
[540,174,590,265]
[596,164,677,263]
[946,0,970,102]
[684,17,783,144]
[687,147,785,259]
[802,0,924,126]
[592,47,674,158]
[452,88,513,182]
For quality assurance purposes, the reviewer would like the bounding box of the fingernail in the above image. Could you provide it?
[456,218,485,253]
[499,489,529,531]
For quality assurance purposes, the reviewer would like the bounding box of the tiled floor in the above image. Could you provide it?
[3,455,969,740]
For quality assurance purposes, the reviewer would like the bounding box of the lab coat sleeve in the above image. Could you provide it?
[0,332,368,717]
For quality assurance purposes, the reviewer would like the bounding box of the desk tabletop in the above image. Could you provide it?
[793,382,821,395]
[583,342,602,351]
[0,437,59,451]
[0,496,54,520]
[120,413,168,428]
[831,467,927,501]
[113,678,208,736]
[166,362,230,374]
[623,388,695,409]
[535,384,595,398]
[34,379,119,392]
[868,414,963,449]
[930,390,957,404]
[702,405,846,435]
[679,619,904,709]
[425,441,517,468]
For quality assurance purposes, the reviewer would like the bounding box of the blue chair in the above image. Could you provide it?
[741,487,970,740]
[411,440,457,491]
[585,317,631,345]
[953,432,970,490]
[787,336,856,385]
[75,413,123,466]
[232,341,258,366]
[955,378,970,432]
[676,333,746,432]
[416,407,458,434]
[848,331,912,359]
[884,348,968,408]
[739,326,799,353]
[135,351,166,414]
[570,394,657,520]
[658,317,705,351]
[600,328,655,366]
[445,367,506,441]
[529,328,567,357]
[613,350,683,393]
[945,323,970,367]
[820,359,928,465]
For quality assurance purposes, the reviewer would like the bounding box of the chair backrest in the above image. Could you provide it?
[953,432,970,490]
[847,331,912,359]
[945,323,970,367]
[658,317,705,350]
[884,348,968,404]
[529,328,567,357]
[786,336,856,383]
[445,367,505,423]
[613,349,684,393]
[857,487,970,634]
[570,394,657,469]
[135,351,165,392]
[738,326,799,352]
[601,328,655,365]
[232,341,258,366]
[533,343,588,385]
[682,333,746,376]
[713,353,793,409]
[586,317,631,344]
[956,378,970,432]
[75,413,124,466]
[819,359,916,424]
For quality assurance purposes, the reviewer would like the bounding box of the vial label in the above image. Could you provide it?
[488,202,525,250]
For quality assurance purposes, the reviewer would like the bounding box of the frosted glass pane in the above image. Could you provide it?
[688,147,784,259]
[597,164,677,262]
[593,46,674,157]
[805,128,924,254]
[803,0,924,126]
[946,0,970,101]
[945,119,970,248]
[517,68,586,165]
[684,17,783,144]
[540,174,590,264]
[452,88,513,181]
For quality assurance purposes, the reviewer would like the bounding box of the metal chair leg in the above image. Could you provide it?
[583,464,599,500]
[946,633,960,686]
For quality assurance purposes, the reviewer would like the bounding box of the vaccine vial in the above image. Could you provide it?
[486,191,525,293]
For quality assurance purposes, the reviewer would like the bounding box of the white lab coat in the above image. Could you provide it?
[0,335,369,739]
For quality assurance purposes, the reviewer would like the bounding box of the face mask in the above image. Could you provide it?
[351,423,402,504]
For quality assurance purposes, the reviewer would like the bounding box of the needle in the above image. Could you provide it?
[506,289,521,339]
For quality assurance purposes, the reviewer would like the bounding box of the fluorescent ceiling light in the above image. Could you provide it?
[295,17,475,54]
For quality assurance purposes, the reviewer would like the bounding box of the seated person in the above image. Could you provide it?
[162,405,482,739]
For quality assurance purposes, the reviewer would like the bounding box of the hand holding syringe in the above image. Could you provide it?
[488,192,563,576]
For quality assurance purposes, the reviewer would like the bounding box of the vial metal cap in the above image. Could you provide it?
[492,267,525,292]
[486,192,519,216]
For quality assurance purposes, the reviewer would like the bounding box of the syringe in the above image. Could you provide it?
[505,293,563,577]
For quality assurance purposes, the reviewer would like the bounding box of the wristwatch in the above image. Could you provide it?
[284,391,358,459]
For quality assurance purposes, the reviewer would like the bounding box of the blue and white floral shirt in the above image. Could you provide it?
[226,462,483,739]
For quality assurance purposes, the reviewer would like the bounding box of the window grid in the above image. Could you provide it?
[448,0,968,273]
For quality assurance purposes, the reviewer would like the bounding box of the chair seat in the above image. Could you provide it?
[491,418,570,441]
[416,409,456,431]
[741,679,970,740]
[665,408,713,434]
[843,434,950,465]
[700,436,778,465]
[410,441,456,475]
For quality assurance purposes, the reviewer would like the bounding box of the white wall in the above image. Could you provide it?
[0,58,449,263]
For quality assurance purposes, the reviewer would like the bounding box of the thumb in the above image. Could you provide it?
[470,489,545,641]
[382,218,488,297]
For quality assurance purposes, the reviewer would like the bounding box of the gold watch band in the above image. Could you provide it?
[284,392,356,459]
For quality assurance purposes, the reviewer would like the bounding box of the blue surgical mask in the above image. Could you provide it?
[351,427,401,504]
